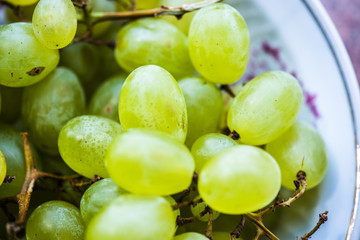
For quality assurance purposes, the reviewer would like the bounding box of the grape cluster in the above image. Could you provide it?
[0,0,328,240]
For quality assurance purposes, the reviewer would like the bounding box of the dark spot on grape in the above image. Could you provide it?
[26,67,45,76]
[56,44,59,47]
[105,105,112,114]
[11,72,13,77]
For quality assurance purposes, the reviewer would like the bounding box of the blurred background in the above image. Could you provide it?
[321,0,360,83]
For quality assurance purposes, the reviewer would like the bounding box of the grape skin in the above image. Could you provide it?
[0,85,22,123]
[4,0,38,6]
[174,232,208,240]
[0,151,6,187]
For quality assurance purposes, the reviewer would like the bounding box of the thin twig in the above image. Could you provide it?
[231,216,246,240]
[176,206,210,227]
[220,84,235,98]
[300,211,328,240]
[246,213,279,240]
[205,208,213,240]
[172,197,203,210]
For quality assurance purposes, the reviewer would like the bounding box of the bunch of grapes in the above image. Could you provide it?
[0,0,328,239]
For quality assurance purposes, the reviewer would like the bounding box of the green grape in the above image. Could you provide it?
[86,195,175,240]
[80,178,128,224]
[115,18,194,79]
[190,196,220,222]
[0,150,6,186]
[174,232,208,240]
[88,73,126,122]
[164,195,180,220]
[188,3,250,84]
[5,3,36,23]
[136,0,160,9]
[58,115,122,178]
[119,65,187,142]
[4,0,38,6]
[265,122,328,190]
[26,200,85,240]
[178,77,224,147]
[228,71,303,145]
[105,129,195,196]
[198,145,281,214]
[0,23,59,87]
[96,45,125,79]
[0,123,40,198]
[22,67,86,155]
[32,0,77,49]
[0,84,22,123]
[191,133,238,173]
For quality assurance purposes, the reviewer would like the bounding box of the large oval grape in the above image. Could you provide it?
[26,201,84,240]
[105,129,195,196]
[0,23,59,87]
[119,65,187,142]
[189,3,250,84]
[32,0,77,49]
[265,122,328,190]
[86,195,175,240]
[4,0,38,6]
[22,67,86,155]
[115,18,194,79]
[228,71,303,145]
[58,115,122,178]
[198,145,281,214]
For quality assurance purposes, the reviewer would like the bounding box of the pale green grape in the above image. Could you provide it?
[80,178,128,224]
[89,73,126,122]
[228,71,303,145]
[0,85,22,123]
[191,133,238,173]
[96,45,125,79]
[164,195,180,220]
[265,122,328,190]
[136,0,160,9]
[119,65,187,142]
[22,67,86,155]
[0,150,6,187]
[32,0,77,49]
[86,195,175,240]
[0,23,59,87]
[198,145,281,214]
[178,77,223,147]
[0,123,40,198]
[115,18,194,79]
[105,129,195,196]
[58,115,122,178]
[174,232,208,240]
[189,3,250,84]
[190,196,220,222]
[26,200,85,240]
[4,0,38,6]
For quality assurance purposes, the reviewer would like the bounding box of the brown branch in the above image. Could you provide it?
[300,211,328,240]
[246,213,279,240]
[220,84,235,98]
[231,216,246,240]
[172,197,203,210]
[176,206,210,227]
[205,208,213,240]
[229,131,240,140]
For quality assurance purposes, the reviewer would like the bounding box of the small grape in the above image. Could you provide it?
[85,195,175,240]
[26,201,85,240]
[174,232,208,240]
[228,71,303,145]
[163,195,181,220]
[191,133,238,173]
[136,0,160,9]
[189,3,250,84]
[105,129,195,196]
[198,145,281,214]
[265,122,328,190]
[32,0,77,49]
[0,151,6,186]
[4,0,38,6]
[58,115,122,178]
[80,178,128,224]
[119,65,187,142]
[190,196,220,222]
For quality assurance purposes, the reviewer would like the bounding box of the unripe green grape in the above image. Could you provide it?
[26,200,85,240]
[89,73,126,122]
[228,71,303,145]
[174,232,208,240]
[163,195,180,220]
[190,196,220,222]
[189,3,250,84]
[0,123,40,198]
[32,0,77,49]
[136,0,160,9]
[4,0,38,6]
[265,122,328,190]
[58,115,122,178]
[96,45,125,79]
[115,18,194,79]
[178,77,223,147]
[119,65,187,142]
[191,133,238,173]
[86,195,176,240]
[105,129,195,196]
[198,145,281,214]
[22,67,86,155]
[80,178,128,224]
[0,151,6,187]
[0,23,59,87]
[0,85,22,123]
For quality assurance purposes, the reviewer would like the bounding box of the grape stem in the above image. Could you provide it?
[299,211,328,240]
[205,207,213,240]
[231,215,245,240]
[3,175,15,184]
[176,206,210,227]
[172,197,203,210]
[220,84,235,98]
